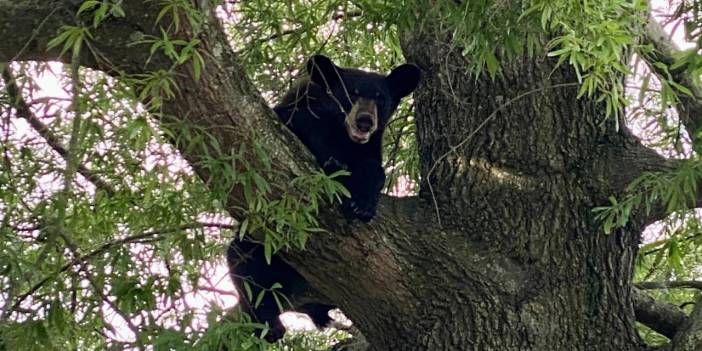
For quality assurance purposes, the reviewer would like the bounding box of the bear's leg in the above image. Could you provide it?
[228,240,338,342]
[227,240,300,342]
[342,159,385,222]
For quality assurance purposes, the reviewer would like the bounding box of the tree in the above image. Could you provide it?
[2,0,702,350]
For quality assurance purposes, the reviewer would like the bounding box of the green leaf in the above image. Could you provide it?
[668,240,685,275]
[264,240,272,265]
[670,81,693,97]
[77,0,100,15]
[244,281,253,302]
[239,219,249,239]
[484,50,500,78]
[254,290,266,308]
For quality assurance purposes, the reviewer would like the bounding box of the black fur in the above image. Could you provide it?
[276,55,421,222]
[227,240,333,342]
[228,55,420,342]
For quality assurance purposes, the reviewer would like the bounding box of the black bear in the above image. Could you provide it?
[228,55,421,342]
[276,54,421,222]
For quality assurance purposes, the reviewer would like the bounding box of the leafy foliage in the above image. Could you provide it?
[1,1,345,349]
[5,0,702,349]
[591,0,702,344]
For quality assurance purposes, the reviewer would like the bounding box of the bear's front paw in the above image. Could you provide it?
[322,157,347,173]
[342,199,376,223]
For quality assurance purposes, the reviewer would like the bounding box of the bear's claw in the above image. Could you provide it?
[342,200,375,223]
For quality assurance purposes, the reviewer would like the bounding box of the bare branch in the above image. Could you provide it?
[633,287,688,339]
[2,65,117,195]
[637,281,702,290]
[197,286,238,296]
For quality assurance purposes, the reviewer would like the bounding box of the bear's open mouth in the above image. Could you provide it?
[348,128,371,143]
[345,119,371,143]
[344,104,376,144]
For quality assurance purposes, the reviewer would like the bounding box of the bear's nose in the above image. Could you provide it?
[356,115,374,132]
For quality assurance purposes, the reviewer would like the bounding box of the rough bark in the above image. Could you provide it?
[0,1,690,350]
[671,295,702,351]
[394,25,649,349]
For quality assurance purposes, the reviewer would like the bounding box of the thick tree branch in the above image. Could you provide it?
[642,17,702,144]
[0,0,320,214]
[598,134,674,195]
[0,3,418,347]
[671,295,702,350]
[613,17,702,229]
[596,128,702,227]
[0,0,171,73]
[594,129,690,229]
[632,288,688,339]
[575,17,702,230]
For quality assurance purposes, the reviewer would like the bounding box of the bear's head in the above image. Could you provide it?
[306,55,421,144]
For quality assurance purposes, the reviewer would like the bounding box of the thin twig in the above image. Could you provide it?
[10,222,235,313]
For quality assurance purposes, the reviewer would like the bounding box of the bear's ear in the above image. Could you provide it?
[307,55,343,90]
[386,64,421,99]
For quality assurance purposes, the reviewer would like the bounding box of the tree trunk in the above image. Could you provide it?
[364,27,647,349]
[0,2,671,350]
